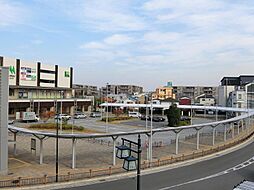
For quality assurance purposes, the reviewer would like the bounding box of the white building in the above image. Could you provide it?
[195,94,215,106]
[228,90,246,109]
[218,85,235,107]
[0,56,92,118]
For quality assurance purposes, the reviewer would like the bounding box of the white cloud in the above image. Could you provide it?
[104,34,134,45]
[80,42,106,49]
[47,0,146,32]
[0,0,27,27]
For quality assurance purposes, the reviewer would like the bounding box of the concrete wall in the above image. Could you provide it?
[57,67,71,88]
[2,57,16,86]
[0,67,9,175]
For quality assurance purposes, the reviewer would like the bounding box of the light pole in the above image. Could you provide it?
[106,83,109,133]
[55,106,59,182]
[190,103,193,125]
[149,101,153,162]
[116,135,142,190]
[60,91,64,133]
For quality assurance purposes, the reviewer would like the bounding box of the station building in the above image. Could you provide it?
[0,56,92,118]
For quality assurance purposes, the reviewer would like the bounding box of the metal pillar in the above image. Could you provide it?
[196,129,200,150]
[231,123,234,139]
[149,103,153,162]
[40,139,44,164]
[112,136,118,166]
[13,132,17,155]
[175,132,180,155]
[237,122,240,135]
[212,127,216,146]
[72,138,77,169]
[224,124,227,142]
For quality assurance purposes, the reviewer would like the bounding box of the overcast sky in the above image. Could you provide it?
[1,0,254,90]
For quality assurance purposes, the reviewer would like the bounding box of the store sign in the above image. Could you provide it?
[20,67,36,81]
[64,71,70,77]
[9,66,16,80]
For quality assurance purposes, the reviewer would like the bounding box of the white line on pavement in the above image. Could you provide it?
[158,156,254,190]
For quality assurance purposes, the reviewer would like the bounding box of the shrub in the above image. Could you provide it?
[101,116,132,122]
[29,123,84,131]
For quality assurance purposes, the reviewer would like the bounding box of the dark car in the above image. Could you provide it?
[140,115,151,120]
[152,116,165,122]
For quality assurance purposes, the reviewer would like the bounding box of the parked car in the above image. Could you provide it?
[128,111,142,118]
[8,120,14,124]
[140,115,151,120]
[74,113,87,119]
[55,114,71,120]
[180,116,191,121]
[152,116,165,122]
[90,112,102,118]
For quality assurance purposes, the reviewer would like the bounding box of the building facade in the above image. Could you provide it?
[173,86,218,101]
[102,84,143,95]
[0,56,92,118]
[218,75,254,107]
[152,82,175,100]
[73,84,99,97]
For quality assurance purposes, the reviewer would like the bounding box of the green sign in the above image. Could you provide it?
[64,71,70,77]
[9,66,15,74]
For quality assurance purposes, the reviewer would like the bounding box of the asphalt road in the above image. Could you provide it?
[63,139,254,190]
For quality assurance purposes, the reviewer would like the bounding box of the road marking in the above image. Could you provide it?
[158,155,254,190]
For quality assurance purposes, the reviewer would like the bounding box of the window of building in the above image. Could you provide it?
[238,94,242,99]
[9,89,14,96]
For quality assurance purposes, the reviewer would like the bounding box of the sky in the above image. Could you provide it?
[1,0,254,91]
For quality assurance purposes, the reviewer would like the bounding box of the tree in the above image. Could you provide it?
[166,104,181,127]
[41,110,55,123]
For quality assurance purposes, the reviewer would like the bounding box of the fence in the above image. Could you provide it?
[1,126,253,188]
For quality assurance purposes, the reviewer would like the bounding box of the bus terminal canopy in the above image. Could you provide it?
[100,103,249,113]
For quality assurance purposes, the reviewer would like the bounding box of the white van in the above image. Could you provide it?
[128,111,141,118]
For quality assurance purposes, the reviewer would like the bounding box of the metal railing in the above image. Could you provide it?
[1,126,253,188]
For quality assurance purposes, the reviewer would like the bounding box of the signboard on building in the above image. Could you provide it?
[19,61,37,87]
[20,67,37,81]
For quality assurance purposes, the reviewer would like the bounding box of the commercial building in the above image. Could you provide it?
[218,75,254,108]
[173,86,218,101]
[152,82,175,100]
[102,84,143,96]
[0,56,92,118]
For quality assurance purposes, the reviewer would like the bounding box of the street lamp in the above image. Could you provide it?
[123,156,138,171]
[116,144,130,159]
[116,135,142,190]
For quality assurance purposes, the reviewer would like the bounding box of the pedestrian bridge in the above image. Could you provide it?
[7,104,254,169]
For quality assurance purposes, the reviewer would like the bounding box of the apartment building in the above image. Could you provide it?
[73,84,99,97]
[102,84,143,95]
[173,86,218,101]
[0,56,92,118]
[152,84,175,100]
